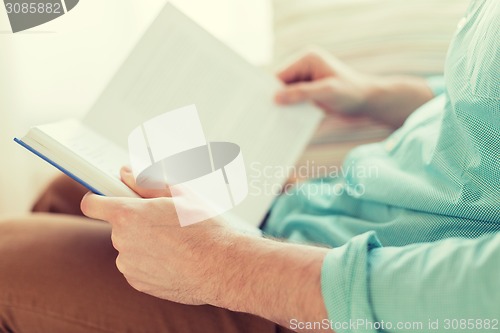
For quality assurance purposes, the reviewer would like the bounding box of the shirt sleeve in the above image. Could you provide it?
[426,75,446,96]
[321,231,500,333]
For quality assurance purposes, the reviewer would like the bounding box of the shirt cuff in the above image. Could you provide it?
[321,231,382,333]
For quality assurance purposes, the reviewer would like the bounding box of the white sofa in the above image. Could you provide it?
[0,0,469,215]
[0,0,271,214]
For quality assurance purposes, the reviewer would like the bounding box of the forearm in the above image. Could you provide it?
[210,234,330,331]
[364,75,434,128]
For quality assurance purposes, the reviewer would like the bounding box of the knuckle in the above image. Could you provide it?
[110,232,122,251]
[321,82,335,94]
[305,51,318,61]
[294,88,306,100]
[127,278,138,290]
[141,199,160,216]
[150,197,171,211]
[303,47,321,61]
[116,203,137,223]
[115,254,126,273]
[289,85,307,100]
[126,278,145,293]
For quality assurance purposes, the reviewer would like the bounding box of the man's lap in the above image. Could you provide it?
[0,215,285,333]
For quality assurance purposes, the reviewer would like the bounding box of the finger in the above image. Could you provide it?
[275,80,331,105]
[120,166,171,198]
[80,192,131,223]
[120,166,135,188]
[277,48,332,84]
[277,55,312,84]
[115,253,126,274]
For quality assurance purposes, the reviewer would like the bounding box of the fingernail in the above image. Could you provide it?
[122,166,131,174]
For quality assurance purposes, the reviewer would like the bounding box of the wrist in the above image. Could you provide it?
[363,75,392,114]
[351,73,383,116]
[363,75,434,127]
[200,228,246,306]
[206,232,261,309]
[210,233,329,326]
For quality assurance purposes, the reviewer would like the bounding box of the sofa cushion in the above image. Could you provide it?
[272,0,469,176]
[273,0,469,75]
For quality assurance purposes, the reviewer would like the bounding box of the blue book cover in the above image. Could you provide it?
[14,137,105,196]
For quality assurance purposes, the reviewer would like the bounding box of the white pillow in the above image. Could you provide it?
[272,0,469,75]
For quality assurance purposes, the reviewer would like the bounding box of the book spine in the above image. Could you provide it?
[14,138,104,196]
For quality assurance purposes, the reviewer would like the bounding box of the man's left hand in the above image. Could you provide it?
[80,179,239,306]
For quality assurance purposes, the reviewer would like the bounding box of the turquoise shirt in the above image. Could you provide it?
[264,1,499,331]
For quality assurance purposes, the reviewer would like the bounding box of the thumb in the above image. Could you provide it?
[121,166,171,198]
[275,80,331,105]
[81,192,132,223]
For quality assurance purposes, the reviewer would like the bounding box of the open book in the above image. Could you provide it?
[15,3,323,228]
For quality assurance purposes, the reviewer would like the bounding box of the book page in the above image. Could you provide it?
[83,4,323,226]
[29,119,136,197]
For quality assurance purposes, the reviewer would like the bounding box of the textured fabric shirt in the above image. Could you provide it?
[264,1,499,332]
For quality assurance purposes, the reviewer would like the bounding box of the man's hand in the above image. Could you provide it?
[275,48,375,116]
[81,192,330,331]
[81,166,331,331]
[80,192,239,306]
[120,166,171,198]
[275,48,434,128]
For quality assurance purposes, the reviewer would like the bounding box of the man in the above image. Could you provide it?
[0,0,498,332]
